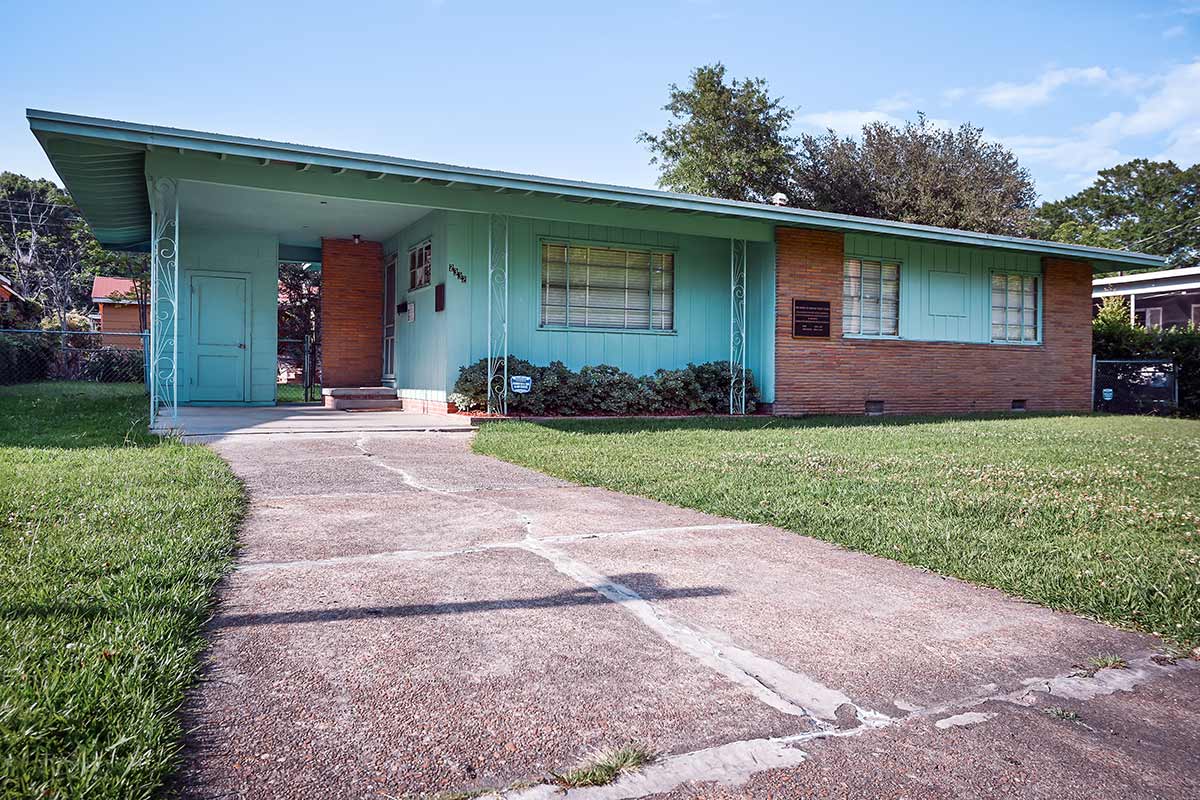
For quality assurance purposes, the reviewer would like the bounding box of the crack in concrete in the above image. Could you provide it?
[312,434,1197,800]
[349,435,888,729]
[238,523,757,573]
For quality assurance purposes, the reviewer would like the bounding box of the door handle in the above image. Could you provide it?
[238,343,246,349]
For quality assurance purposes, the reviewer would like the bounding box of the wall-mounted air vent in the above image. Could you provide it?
[1011,399,1027,411]
[865,400,885,416]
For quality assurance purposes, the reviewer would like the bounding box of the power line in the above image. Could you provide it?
[1128,211,1200,248]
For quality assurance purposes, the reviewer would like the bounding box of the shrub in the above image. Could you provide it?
[451,356,758,416]
[82,348,146,383]
[0,333,55,385]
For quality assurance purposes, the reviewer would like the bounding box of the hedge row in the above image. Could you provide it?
[450,356,758,416]
[1094,302,1199,417]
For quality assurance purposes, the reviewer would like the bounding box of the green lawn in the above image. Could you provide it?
[475,414,1200,648]
[0,383,244,799]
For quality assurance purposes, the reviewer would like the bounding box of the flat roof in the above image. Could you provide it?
[27,108,1166,270]
[1093,265,1200,297]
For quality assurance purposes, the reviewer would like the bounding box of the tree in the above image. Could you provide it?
[794,115,1039,236]
[0,172,75,303]
[639,63,799,203]
[1036,159,1200,269]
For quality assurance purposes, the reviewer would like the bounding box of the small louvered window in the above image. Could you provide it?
[843,258,899,336]
[540,241,674,331]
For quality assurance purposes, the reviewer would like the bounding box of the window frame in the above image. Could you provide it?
[1143,306,1163,330]
[536,236,678,335]
[408,239,432,292]
[842,256,901,339]
[1191,303,1200,329]
[989,271,1042,345]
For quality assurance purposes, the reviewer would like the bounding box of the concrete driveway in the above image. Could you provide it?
[177,430,1200,799]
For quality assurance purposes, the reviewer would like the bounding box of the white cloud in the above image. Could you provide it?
[991,59,1200,198]
[978,66,1112,110]
[1163,24,1186,38]
[797,109,902,133]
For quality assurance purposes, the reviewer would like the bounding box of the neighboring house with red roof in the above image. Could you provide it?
[0,274,40,326]
[91,276,147,349]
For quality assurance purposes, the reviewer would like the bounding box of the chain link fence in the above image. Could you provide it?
[1,329,148,386]
[277,335,320,403]
[1092,358,1178,415]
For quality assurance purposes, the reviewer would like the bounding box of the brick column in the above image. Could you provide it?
[321,238,384,387]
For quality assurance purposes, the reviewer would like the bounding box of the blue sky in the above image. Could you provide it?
[2,0,1198,202]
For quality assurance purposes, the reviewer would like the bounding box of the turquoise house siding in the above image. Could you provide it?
[175,226,279,404]
[442,211,777,403]
[844,232,1042,346]
[387,211,452,403]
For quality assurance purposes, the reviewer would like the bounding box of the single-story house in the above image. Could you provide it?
[28,109,1164,422]
[90,276,147,348]
[1092,266,1200,330]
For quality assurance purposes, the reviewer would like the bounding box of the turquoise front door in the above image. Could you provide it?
[190,273,248,402]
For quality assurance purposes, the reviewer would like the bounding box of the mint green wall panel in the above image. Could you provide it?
[844,232,1040,346]
[440,211,775,402]
[387,211,451,402]
[175,226,278,404]
[746,240,776,402]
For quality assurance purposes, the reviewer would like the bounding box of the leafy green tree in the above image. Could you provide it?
[795,115,1038,236]
[1037,159,1200,268]
[639,63,799,203]
[0,171,75,300]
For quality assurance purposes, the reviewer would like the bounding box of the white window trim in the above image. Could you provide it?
[1191,303,1200,328]
[990,271,1042,345]
[538,238,677,334]
[842,256,900,338]
[1144,306,1163,330]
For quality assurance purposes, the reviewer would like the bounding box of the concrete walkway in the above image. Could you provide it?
[151,404,475,437]
[177,431,1200,799]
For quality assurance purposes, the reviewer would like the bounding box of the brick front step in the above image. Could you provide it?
[322,387,404,410]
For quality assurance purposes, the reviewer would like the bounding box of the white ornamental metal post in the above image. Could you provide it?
[487,214,509,415]
[729,238,747,415]
[149,177,180,425]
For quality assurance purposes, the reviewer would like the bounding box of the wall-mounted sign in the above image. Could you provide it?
[1102,387,1114,401]
[407,302,416,322]
[792,299,831,338]
[510,375,532,394]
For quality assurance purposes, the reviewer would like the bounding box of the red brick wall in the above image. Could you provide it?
[774,227,1093,415]
[321,238,384,387]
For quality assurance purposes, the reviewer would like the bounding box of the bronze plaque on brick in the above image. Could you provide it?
[792,299,831,338]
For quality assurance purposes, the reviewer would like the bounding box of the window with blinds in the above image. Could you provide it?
[540,241,675,331]
[990,274,1039,342]
[843,258,899,336]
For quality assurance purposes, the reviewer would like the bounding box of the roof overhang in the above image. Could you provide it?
[28,108,1167,271]
[1092,266,1200,297]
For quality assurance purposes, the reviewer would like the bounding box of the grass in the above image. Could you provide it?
[0,382,244,799]
[553,743,655,788]
[275,382,322,403]
[1087,654,1129,672]
[474,413,1200,648]
[1042,706,1081,722]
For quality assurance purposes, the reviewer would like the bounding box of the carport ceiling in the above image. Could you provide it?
[181,181,430,248]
